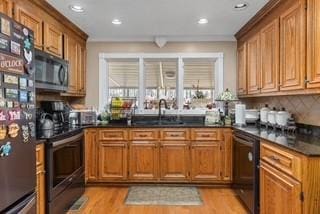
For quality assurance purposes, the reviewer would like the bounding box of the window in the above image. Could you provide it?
[99,53,224,113]
[183,58,215,109]
[144,58,178,109]
[107,59,139,105]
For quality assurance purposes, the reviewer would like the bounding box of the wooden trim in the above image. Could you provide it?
[235,0,283,39]
[27,0,88,40]
[238,88,320,98]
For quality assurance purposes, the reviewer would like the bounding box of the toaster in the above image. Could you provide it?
[69,110,97,125]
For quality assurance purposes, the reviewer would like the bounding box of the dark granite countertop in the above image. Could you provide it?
[233,126,320,157]
[36,122,320,156]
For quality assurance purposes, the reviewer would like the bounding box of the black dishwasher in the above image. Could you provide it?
[233,130,260,214]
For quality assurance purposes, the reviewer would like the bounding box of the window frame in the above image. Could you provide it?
[98,53,224,114]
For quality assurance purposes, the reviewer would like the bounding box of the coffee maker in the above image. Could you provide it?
[40,101,69,132]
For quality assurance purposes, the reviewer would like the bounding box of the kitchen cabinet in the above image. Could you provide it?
[307,0,320,88]
[260,161,302,214]
[260,19,280,93]
[160,141,190,181]
[191,141,221,181]
[221,129,233,181]
[99,141,128,181]
[0,0,12,17]
[85,129,98,182]
[14,5,43,50]
[77,43,86,95]
[129,141,158,180]
[247,34,261,95]
[237,43,247,95]
[279,2,306,91]
[36,144,45,214]
[64,35,78,94]
[44,22,63,58]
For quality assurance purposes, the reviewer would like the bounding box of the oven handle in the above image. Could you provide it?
[53,132,84,148]
[233,136,253,147]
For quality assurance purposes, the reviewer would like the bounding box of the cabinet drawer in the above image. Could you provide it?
[161,129,189,141]
[36,144,44,168]
[99,129,128,141]
[260,141,302,181]
[130,129,159,140]
[191,129,222,141]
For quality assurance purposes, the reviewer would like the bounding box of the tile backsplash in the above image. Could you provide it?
[242,95,320,126]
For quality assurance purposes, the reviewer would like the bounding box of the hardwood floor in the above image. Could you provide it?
[76,187,248,214]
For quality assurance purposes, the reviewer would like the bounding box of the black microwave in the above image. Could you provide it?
[35,50,68,92]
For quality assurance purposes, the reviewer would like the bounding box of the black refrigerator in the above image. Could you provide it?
[0,12,36,213]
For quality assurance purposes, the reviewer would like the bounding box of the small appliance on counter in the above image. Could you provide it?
[204,108,221,125]
[260,104,270,124]
[245,109,260,124]
[69,109,97,126]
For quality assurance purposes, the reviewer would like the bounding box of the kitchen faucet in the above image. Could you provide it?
[158,99,169,122]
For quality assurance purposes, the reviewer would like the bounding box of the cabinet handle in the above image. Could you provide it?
[270,155,280,162]
[169,134,181,137]
[201,134,210,138]
[139,134,148,137]
[305,80,310,84]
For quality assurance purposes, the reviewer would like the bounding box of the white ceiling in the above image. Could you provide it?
[47,0,268,42]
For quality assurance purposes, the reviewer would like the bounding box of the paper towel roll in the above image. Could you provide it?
[235,104,246,125]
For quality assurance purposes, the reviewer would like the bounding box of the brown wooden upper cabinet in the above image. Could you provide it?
[44,22,63,58]
[247,34,261,95]
[260,19,280,93]
[77,43,86,95]
[0,0,12,17]
[306,0,320,88]
[279,2,306,91]
[237,43,247,95]
[14,5,44,50]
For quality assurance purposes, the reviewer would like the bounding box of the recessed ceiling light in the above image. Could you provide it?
[198,18,208,24]
[234,3,248,10]
[112,19,122,25]
[69,5,84,13]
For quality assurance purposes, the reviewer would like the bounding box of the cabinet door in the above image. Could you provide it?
[247,34,261,94]
[307,0,320,88]
[260,162,302,214]
[221,130,233,181]
[160,141,190,181]
[64,35,78,93]
[44,22,63,58]
[99,142,127,181]
[280,3,306,91]
[191,142,221,181]
[129,141,158,180]
[36,144,45,214]
[237,43,247,95]
[77,43,86,95]
[85,129,98,182]
[15,6,43,50]
[0,0,12,17]
[261,19,280,93]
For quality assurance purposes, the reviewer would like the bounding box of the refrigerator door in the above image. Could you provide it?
[0,142,36,211]
[5,192,36,214]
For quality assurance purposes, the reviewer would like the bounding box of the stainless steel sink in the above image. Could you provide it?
[133,120,185,126]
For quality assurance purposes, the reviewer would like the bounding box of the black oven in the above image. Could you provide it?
[233,130,260,214]
[35,49,68,92]
[45,129,85,214]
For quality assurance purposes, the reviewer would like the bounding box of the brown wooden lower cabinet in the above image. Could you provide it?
[191,141,221,181]
[85,128,233,184]
[129,141,158,180]
[260,161,302,214]
[160,141,190,181]
[36,144,45,214]
[99,141,128,181]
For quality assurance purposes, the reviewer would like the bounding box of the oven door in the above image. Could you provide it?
[233,134,256,213]
[46,132,84,201]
